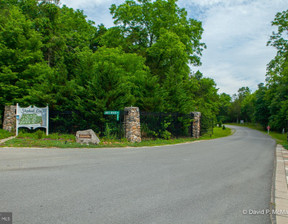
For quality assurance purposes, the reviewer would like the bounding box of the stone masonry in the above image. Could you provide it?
[124,107,141,143]
[76,129,100,145]
[3,105,16,133]
[192,112,201,138]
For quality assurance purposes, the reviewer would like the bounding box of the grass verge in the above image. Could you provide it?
[0,129,13,140]
[0,127,232,148]
[228,123,288,149]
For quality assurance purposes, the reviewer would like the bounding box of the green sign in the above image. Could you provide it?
[19,114,42,125]
[104,111,120,121]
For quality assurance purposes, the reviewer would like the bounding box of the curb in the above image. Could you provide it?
[274,144,288,223]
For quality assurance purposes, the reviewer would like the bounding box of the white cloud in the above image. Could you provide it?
[60,0,121,27]
[60,0,115,9]
[184,0,287,94]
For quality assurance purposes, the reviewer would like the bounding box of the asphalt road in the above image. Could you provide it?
[0,125,276,224]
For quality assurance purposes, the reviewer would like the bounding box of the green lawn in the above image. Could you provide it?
[1,127,232,148]
[0,129,14,140]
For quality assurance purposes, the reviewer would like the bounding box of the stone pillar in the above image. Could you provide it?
[192,112,201,138]
[3,105,16,133]
[124,107,141,143]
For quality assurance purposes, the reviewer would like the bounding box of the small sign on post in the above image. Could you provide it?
[16,104,49,136]
[267,125,270,134]
[104,111,120,121]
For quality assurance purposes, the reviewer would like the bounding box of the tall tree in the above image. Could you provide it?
[217,93,232,123]
[266,9,288,131]
[254,83,269,128]
[108,0,205,62]
[0,4,45,107]
[102,0,207,114]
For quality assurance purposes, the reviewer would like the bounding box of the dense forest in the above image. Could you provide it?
[0,0,219,133]
[0,0,287,134]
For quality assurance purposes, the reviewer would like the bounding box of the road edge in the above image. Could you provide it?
[274,144,288,223]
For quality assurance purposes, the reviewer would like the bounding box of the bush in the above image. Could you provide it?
[141,123,158,138]
[160,130,172,140]
[104,123,111,138]
[36,130,44,139]
[222,125,226,130]
[104,123,117,139]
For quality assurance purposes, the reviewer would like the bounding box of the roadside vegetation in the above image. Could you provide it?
[0,127,231,148]
[0,129,13,140]
[0,0,219,134]
[217,9,288,144]
[1,0,287,146]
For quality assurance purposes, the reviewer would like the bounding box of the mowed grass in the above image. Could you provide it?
[0,129,13,140]
[201,126,232,140]
[0,127,232,148]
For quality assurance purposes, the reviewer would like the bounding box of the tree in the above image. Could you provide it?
[217,93,232,123]
[102,0,207,114]
[254,83,269,128]
[266,9,288,131]
[0,0,222,137]
[241,93,256,123]
[108,0,205,66]
[0,5,45,108]
[228,87,251,123]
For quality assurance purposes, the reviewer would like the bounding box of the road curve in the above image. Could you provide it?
[0,125,276,224]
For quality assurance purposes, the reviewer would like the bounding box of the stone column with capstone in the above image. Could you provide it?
[192,112,201,138]
[124,107,141,143]
[3,105,16,133]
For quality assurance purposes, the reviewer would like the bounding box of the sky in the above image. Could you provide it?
[60,0,287,95]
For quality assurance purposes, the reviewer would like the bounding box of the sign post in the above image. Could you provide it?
[104,111,120,121]
[16,104,49,136]
[267,125,270,134]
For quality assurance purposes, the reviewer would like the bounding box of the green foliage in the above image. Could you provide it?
[254,83,269,128]
[104,123,112,139]
[0,4,44,108]
[36,129,44,139]
[0,0,222,139]
[2,127,232,148]
[159,120,171,140]
[222,9,288,133]
[102,0,214,116]
[160,130,171,140]
[264,9,288,131]
[17,129,45,139]
[0,129,13,140]
[141,123,158,138]
[108,0,205,63]
[217,93,231,123]
[17,129,75,141]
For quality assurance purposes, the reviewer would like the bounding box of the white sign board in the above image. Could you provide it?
[16,104,49,136]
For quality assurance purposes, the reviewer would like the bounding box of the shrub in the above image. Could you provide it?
[160,130,172,140]
[36,130,44,139]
